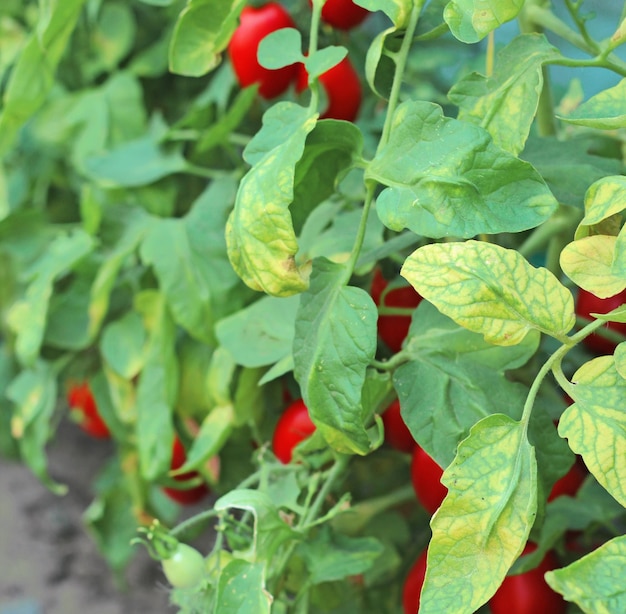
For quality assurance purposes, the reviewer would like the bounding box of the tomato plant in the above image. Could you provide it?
[272,398,317,463]
[410,446,447,515]
[382,399,415,453]
[66,382,110,439]
[228,3,299,99]
[370,268,423,352]
[402,549,428,614]
[2,1,626,612]
[310,0,371,31]
[296,55,362,122]
[162,437,210,505]
[575,288,626,354]
[489,544,567,614]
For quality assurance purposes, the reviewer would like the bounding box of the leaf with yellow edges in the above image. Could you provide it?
[560,235,626,299]
[419,414,537,614]
[402,240,575,346]
[558,356,626,508]
[226,103,317,296]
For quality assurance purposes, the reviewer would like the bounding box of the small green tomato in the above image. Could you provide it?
[161,543,205,589]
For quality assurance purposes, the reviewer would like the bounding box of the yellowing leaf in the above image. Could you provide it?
[226,103,317,296]
[444,0,524,43]
[558,356,626,508]
[402,241,575,346]
[560,235,626,298]
[546,535,626,614]
[558,78,626,130]
[419,414,537,614]
[575,176,626,239]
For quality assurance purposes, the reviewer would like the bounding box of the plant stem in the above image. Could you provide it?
[379,0,425,149]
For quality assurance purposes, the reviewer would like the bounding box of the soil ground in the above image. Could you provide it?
[0,419,175,614]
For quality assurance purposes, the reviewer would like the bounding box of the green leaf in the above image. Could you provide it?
[355,0,411,28]
[395,351,527,466]
[401,240,575,346]
[0,0,87,155]
[89,206,154,339]
[6,361,67,494]
[559,356,626,508]
[169,0,246,77]
[521,136,622,209]
[215,295,299,368]
[83,132,187,188]
[558,78,626,130]
[419,415,537,614]
[297,527,384,584]
[302,46,347,81]
[6,230,94,366]
[367,101,557,239]
[294,258,377,455]
[546,535,626,614]
[141,178,243,345]
[258,27,303,70]
[215,559,272,614]
[576,176,626,236]
[134,291,178,480]
[291,121,364,234]
[444,0,524,43]
[560,235,626,299]
[404,301,540,371]
[84,457,138,572]
[448,34,559,155]
[214,489,298,560]
[226,103,317,296]
[100,312,146,380]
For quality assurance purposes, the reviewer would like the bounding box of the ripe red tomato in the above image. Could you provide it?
[296,56,362,122]
[67,382,110,438]
[371,268,423,353]
[410,446,447,515]
[272,398,316,463]
[382,399,416,453]
[402,549,428,614]
[490,543,566,614]
[228,3,299,99]
[309,0,370,30]
[547,461,586,501]
[162,437,210,505]
[575,287,626,354]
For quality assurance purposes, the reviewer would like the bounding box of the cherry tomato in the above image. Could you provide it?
[382,399,416,453]
[410,446,447,515]
[228,3,299,99]
[575,287,626,354]
[309,0,370,30]
[547,461,586,501]
[67,382,110,438]
[489,543,566,614]
[272,398,316,463]
[371,268,423,353]
[161,542,205,589]
[296,56,362,122]
[162,437,210,505]
[402,549,428,614]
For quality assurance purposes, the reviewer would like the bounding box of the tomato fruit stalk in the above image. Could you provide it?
[162,437,210,505]
[489,543,567,614]
[228,3,299,99]
[371,268,423,353]
[66,382,110,438]
[272,398,316,463]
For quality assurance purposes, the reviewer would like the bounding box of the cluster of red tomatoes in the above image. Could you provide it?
[228,0,367,121]
[66,383,209,505]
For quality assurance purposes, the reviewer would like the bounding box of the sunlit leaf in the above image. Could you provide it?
[444,0,524,43]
